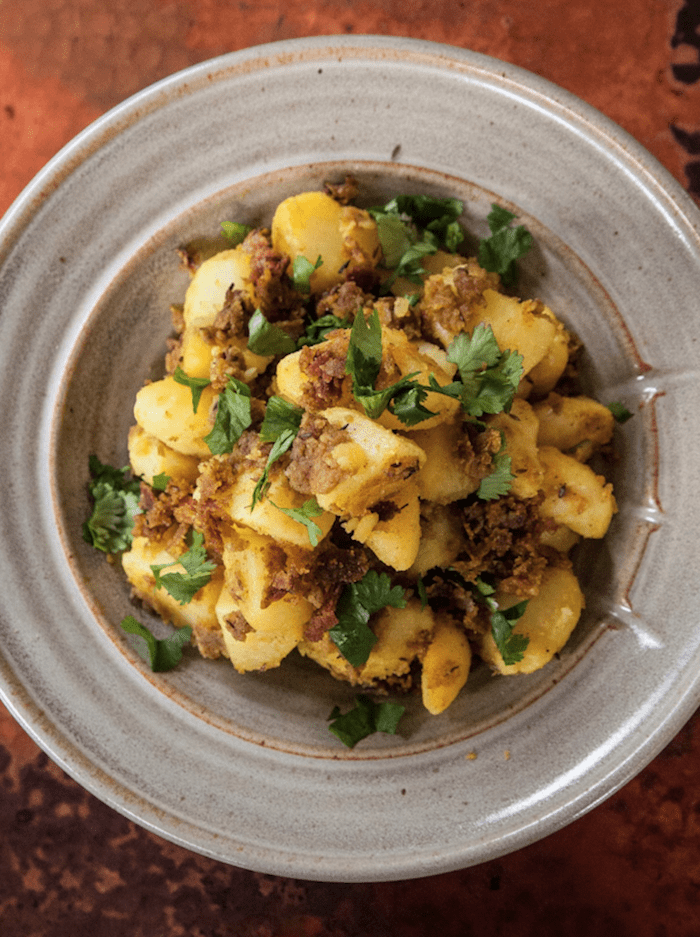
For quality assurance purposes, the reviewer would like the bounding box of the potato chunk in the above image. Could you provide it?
[538,445,617,538]
[127,425,201,486]
[216,588,304,673]
[533,393,615,461]
[410,418,482,504]
[133,376,216,458]
[480,566,584,674]
[421,616,472,715]
[344,483,421,571]
[271,191,380,294]
[485,397,543,499]
[183,247,253,330]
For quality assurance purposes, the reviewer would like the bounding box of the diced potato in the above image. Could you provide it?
[183,247,253,330]
[421,616,472,714]
[527,320,570,396]
[298,598,435,685]
[219,526,314,634]
[210,460,335,550]
[122,535,224,633]
[362,484,421,571]
[474,289,558,375]
[216,587,303,673]
[179,327,215,379]
[127,424,201,486]
[411,418,481,504]
[533,393,615,461]
[408,503,466,577]
[271,191,380,294]
[134,376,217,458]
[539,524,581,553]
[480,566,584,674]
[485,397,543,499]
[538,445,617,538]
[312,407,426,518]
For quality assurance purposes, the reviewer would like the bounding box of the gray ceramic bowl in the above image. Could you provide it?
[1,36,700,882]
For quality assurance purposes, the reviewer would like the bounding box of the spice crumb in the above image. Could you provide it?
[465,751,478,761]
[504,750,511,761]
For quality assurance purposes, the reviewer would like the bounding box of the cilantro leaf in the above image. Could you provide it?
[328,694,405,748]
[150,530,217,605]
[250,429,297,509]
[270,497,324,547]
[297,313,352,347]
[477,204,532,289]
[120,615,192,672]
[329,570,407,667]
[490,600,529,666]
[83,455,141,553]
[416,576,428,610]
[259,396,304,443]
[204,377,252,455]
[608,401,633,424]
[173,365,211,413]
[247,308,297,356]
[221,221,252,245]
[446,324,523,417]
[346,309,383,388]
[292,254,323,294]
[477,438,514,501]
[151,473,170,492]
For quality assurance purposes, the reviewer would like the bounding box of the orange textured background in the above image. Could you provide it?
[2,2,700,935]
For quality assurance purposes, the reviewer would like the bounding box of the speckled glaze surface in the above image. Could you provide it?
[1,35,699,882]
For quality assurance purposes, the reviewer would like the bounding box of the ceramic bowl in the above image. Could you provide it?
[1,36,699,882]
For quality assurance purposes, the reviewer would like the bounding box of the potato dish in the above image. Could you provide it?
[113,179,617,717]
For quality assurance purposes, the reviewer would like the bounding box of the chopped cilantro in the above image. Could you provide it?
[445,323,523,417]
[82,455,141,553]
[173,365,211,413]
[150,530,217,605]
[416,576,428,610]
[151,473,170,492]
[608,401,633,424]
[270,497,324,547]
[346,308,383,388]
[477,204,532,289]
[477,434,514,501]
[120,615,192,672]
[259,396,304,443]
[329,570,407,667]
[328,694,405,748]
[250,429,297,509]
[291,254,323,294]
[204,377,252,455]
[247,309,297,356]
[490,600,529,666]
[220,221,252,245]
[297,313,352,347]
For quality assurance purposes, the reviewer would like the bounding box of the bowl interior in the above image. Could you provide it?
[50,160,649,757]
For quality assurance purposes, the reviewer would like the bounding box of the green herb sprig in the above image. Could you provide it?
[83,455,141,554]
[120,616,192,672]
[328,694,405,748]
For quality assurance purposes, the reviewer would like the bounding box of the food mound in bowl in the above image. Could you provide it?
[87,177,618,723]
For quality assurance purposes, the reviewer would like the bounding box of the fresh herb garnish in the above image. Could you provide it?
[220,221,252,245]
[120,615,192,672]
[291,254,323,294]
[477,433,514,501]
[247,309,297,356]
[249,397,305,509]
[150,530,217,605]
[270,496,324,547]
[416,576,428,610]
[328,694,405,748]
[297,313,352,347]
[151,473,171,492]
[477,204,532,289]
[82,455,141,553]
[473,576,529,665]
[608,401,633,424]
[204,377,252,455]
[173,365,211,413]
[329,570,407,667]
[445,323,523,417]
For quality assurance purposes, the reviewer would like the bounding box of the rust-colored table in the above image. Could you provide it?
[2,2,700,934]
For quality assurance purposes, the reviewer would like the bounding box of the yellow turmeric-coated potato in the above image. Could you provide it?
[271,191,380,294]
[421,615,472,715]
[183,247,253,330]
[219,527,314,635]
[533,393,615,461]
[362,484,422,571]
[538,445,617,538]
[410,418,481,504]
[127,425,201,486]
[133,376,217,458]
[312,407,426,518]
[480,566,585,674]
[178,327,215,379]
[122,535,224,633]
[216,587,304,673]
[485,397,543,499]
[527,321,570,396]
[408,503,466,577]
[473,289,559,376]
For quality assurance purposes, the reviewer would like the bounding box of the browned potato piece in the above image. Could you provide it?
[421,616,472,715]
[533,393,615,461]
[538,446,617,538]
